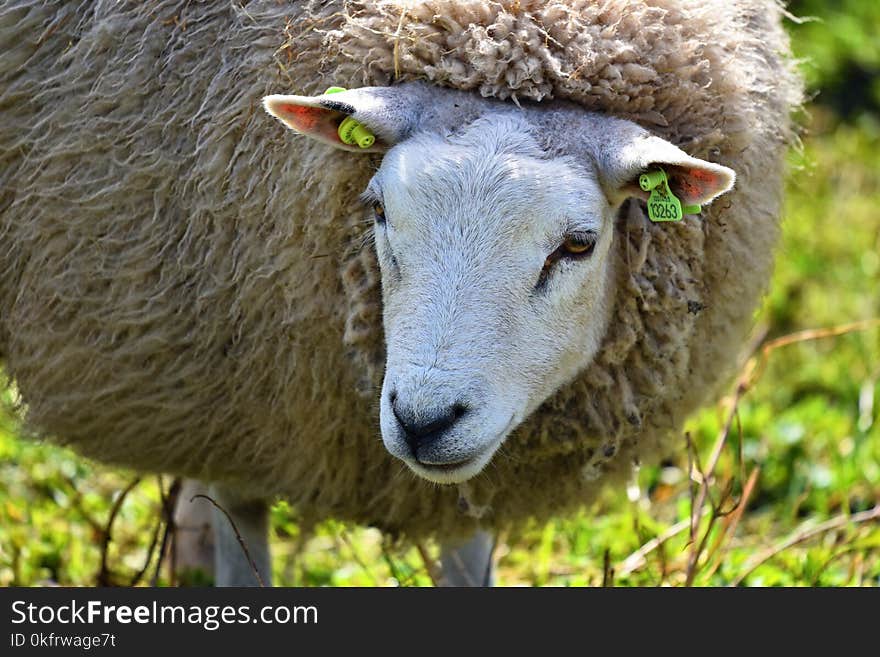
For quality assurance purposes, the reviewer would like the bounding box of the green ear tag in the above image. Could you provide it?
[639,168,683,223]
[323,86,376,149]
[638,168,703,222]
[338,116,375,149]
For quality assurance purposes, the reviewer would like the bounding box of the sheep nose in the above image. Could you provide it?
[391,394,468,458]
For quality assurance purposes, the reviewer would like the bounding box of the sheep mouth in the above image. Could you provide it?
[416,459,475,473]
[408,453,491,484]
[406,415,516,484]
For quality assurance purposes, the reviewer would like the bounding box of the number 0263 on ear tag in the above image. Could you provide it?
[639,168,701,223]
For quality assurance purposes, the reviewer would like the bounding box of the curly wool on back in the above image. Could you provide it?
[0,1,801,539]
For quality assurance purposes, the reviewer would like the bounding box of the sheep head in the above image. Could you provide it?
[264,83,734,484]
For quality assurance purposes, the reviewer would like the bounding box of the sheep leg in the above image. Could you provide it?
[172,479,216,585]
[209,485,272,587]
[438,530,495,586]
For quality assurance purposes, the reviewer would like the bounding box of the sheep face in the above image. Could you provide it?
[264,83,735,484]
[366,116,617,483]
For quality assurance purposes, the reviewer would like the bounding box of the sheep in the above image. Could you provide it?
[0,0,801,585]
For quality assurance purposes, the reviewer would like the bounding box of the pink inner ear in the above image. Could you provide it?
[276,103,344,146]
[673,167,721,204]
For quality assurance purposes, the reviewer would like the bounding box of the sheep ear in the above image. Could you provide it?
[593,124,735,207]
[263,86,422,153]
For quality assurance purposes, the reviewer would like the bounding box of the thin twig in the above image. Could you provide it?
[130,513,164,587]
[735,410,746,487]
[416,543,442,587]
[602,548,614,587]
[684,432,698,545]
[167,478,182,587]
[685,505,723,586]
[748,318,880,387]
[731,505,880,586]
[190,494,265,587]
[693,384,746,519]
[151,478,181,587]
[97,477,142,586]
[618,514,700,577]
[703,467,761,580]
[684,379,748,583]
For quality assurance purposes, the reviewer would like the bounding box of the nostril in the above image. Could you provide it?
[391,399,470,455]
[389,389,397,405]
[391,398,407,430]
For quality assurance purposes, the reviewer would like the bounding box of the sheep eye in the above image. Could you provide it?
[561,231,596,257]
[373,202,386,224]
[536,231,597,290]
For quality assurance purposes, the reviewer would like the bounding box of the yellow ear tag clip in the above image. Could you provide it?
[638,168,701,222]
[323,86,375,149]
